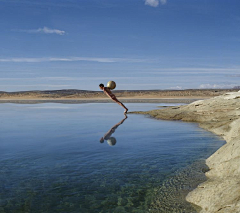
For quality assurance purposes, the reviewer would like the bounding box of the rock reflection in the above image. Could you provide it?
[100,114,128,146]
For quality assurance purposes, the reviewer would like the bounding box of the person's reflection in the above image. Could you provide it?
[100,114,128,146]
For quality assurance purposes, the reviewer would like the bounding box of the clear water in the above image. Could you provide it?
[0,103,225,213]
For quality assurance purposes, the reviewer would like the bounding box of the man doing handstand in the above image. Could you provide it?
[99,83,128,113]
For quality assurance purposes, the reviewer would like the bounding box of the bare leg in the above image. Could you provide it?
[112,98,128,113]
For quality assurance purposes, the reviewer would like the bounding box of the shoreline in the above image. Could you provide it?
[0,98,203,104]
[130,92,240,213]
[0,89,237,101]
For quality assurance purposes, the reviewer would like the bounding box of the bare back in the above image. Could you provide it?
[103,87,116,99]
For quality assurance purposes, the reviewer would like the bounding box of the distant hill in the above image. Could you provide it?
[0,89,238,100]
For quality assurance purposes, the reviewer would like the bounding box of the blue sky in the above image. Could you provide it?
[0,0,240,91]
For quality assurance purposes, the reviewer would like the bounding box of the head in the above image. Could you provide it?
[99,83,104,90]
[100,137,104,143]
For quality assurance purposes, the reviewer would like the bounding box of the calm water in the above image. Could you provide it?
[0,103,225,213]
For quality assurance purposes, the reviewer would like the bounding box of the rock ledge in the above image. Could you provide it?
[132,92,240,213]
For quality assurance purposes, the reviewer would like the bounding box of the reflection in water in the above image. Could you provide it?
[100,114,128,146]
[0,103,226,213]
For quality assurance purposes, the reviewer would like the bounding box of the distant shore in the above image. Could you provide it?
[0,98,203,104]
[0,89,238,103]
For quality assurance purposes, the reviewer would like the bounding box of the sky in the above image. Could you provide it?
[0,0,240,92]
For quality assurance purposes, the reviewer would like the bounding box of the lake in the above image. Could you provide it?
[0,103,225,213]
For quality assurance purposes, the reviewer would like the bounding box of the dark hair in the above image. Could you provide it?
[99,83,104,87]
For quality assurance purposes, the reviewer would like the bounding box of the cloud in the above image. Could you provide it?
[169,86,183,90]
[227,74,240,77]
[0,77,154,81]
[145,67,240,74]
[17,27,65,35]
[145,0,159,7]
[0,84,72,87]
[199,84,238,89]
[144,0,166,7]
[0,57,148,63]
[160,0,167,5]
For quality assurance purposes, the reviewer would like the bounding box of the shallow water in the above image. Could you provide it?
[0,103,225,213]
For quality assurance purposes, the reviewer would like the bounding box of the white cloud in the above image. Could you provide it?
[0,57,148,63]
[160,0,167,5]
[199,84,238,89]
[145,67,240,74]
[144,0,166,7]
[228,74,240,77]
[37,27,65,35]
[169,86,183,90]
[0,84,72,87]
[145,0,159,7]
[0,77,156,81]
[17,27,65,35]
[0,58,43,62]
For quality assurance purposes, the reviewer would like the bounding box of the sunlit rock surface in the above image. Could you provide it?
[132,92,240,213]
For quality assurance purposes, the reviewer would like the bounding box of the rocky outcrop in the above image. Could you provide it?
[132,92,240,213]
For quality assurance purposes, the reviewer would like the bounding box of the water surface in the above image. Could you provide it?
[0,103,225,212]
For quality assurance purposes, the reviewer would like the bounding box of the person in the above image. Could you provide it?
[100,114,128,145]
[99,83,128,113]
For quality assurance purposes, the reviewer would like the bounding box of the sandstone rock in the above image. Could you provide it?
[132,93,240,213]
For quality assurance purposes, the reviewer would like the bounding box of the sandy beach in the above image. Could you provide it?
[131,92,240,213]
